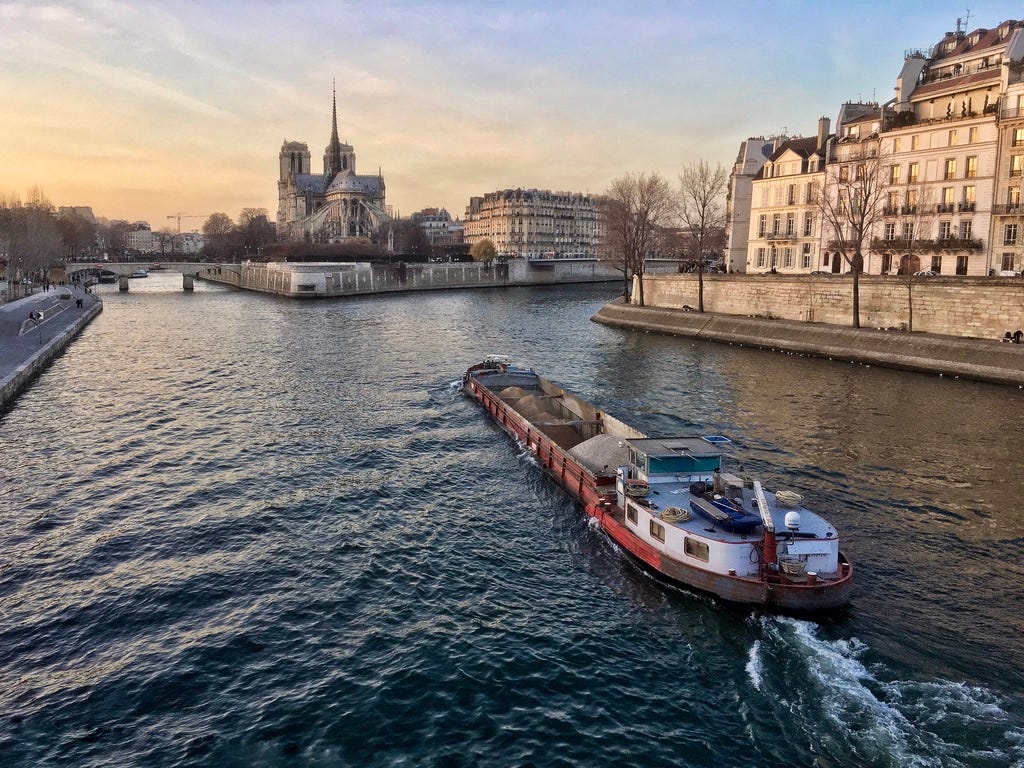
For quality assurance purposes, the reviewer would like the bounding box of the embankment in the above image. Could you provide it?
[592,299,1024,387]
[0,301,103,412]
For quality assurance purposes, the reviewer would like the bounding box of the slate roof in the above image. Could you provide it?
[293,174,328,195]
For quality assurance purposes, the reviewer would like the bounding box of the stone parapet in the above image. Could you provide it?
[637,274,1024,340]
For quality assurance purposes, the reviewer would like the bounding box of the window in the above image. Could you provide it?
[626,505,637,524]
[684,537,709,562]
[966,156,977,178]
[969,126,979,144]
[903,222,915,240]
[784,248,794,268]
[956,255,968,275]
[1009,187,1021,207]
[786,212,795,236]
[1014,128,1024,147]
[839,165,849,182]
[890,165,901,184]
[887,191,899,210]
[1004,223,1018,245]
[931,255,942,273]
[908,162,919,183]
[949,129,958,146]
[911,134,920,150]
[1003,253,1016,271]
[944,158,957,180]
[803,213,813,236]
[882,253,892,273]
[960,220,973,240]
[801,243,811,269]
[805,182,814,204]
[893,137,902,153]
[650,520,665,543]
[942,187,955,206]
[787,184,796,205]
[1011,155,1023,177]
[770,247,778,268]
[884,222,896,240]
[756,248,766,268]
[758,214,767,236]
[939,221,951,239]
[906,189,918,209]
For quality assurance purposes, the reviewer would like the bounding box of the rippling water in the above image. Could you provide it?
[1,274,1022,767]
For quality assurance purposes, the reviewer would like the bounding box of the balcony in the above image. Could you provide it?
[937,204,955,214]
[900,205,918,215]
[764,232,795,241]
[883,205,900,216]
[869,237,984,253]
[958,202,976,212]
[993,204,1023,215]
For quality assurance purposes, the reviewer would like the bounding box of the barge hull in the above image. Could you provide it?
[464,371,852,610]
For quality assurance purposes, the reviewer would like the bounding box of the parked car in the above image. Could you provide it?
[913,270,936,276]
[997,269,1021,277]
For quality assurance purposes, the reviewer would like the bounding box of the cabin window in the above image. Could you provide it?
[626,505,637,525]
[684,537,710,562]
[650,520,665,543]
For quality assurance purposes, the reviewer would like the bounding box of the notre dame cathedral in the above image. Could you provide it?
[276,87,389,242]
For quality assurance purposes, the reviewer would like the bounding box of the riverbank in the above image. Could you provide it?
[0,286,103,412]
[592,298,1024,386]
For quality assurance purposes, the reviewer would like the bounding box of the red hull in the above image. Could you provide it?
[464,374,853,611]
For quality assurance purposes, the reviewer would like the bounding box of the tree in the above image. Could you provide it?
[202,212,236,260]
[600,172,675,306]
[1,190,61,295]
[818,140,889,328]
[889,183,937,332]
[237,208,276,256]
[678,161,728,312]
[470,238,496,262]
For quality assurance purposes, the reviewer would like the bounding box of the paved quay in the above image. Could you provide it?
[592,298,1024,387]
[0,285,103,411]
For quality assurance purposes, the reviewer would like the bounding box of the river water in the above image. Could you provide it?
[1,274,1022,767]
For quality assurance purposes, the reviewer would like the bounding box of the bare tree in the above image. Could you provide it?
[678,161,728,312]
[818,141,889,328]
[889,184,937,332]
[600,173,675,306]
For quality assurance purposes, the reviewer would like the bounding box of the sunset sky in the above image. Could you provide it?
[2,1,1022,230]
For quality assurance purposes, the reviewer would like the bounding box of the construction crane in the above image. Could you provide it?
[167,213,208,234]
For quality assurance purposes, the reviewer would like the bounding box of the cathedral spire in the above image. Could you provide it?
[330,79,340,147]
[326,79,343,177]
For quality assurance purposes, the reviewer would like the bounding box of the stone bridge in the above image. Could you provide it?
[63,261,241,292]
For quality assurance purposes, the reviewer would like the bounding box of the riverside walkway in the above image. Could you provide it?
[0,285,102,411]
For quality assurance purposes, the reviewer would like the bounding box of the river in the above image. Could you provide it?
[1,273,1021,767]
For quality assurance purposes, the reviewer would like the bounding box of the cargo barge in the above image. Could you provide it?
[463,355,852,611]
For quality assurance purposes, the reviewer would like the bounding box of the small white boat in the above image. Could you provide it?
[129,269,149,278]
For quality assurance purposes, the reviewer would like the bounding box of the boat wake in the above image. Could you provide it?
[747,616,1024,767]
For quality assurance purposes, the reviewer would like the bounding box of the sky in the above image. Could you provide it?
[2,0,1023,231]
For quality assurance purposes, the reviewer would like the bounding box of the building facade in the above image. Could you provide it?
[725,137,784,272]
[463,189,599,258]
[746,121,830,274]
[730,18,1024,276]
[277,88,388,243]
[410,208,464,246]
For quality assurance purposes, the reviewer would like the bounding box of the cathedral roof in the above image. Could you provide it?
[326,170,383,195]
[293,174,328,194]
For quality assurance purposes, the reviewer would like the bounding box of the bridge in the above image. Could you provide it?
[63,261,240,292]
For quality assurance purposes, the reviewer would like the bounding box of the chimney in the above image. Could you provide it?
[817,117,831,151]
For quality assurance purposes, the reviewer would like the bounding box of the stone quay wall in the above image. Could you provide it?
[593,299,1024,387]
[637,273,1024,340]
[200,259,626,299]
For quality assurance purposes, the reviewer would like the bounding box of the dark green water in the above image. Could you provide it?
[1,275,1021,767]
